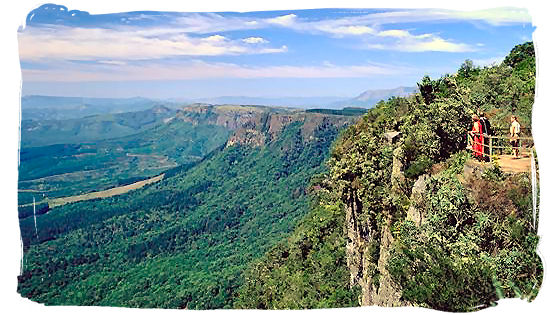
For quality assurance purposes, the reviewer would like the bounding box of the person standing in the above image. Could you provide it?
[470,114,484,160]
[510,115,521,158]
[479,111,491,161]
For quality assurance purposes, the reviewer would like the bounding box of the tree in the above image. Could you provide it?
[458,59,479,79]
[503,42,535,68]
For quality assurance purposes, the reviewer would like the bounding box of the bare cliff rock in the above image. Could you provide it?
[174,104,354,147]
[345,144,410,307]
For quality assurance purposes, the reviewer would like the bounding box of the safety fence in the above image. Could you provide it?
[466,129,534,162]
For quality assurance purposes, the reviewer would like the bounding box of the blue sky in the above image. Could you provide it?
[18,4,535,99]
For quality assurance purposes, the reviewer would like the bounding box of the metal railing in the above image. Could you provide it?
[466,131,534,162]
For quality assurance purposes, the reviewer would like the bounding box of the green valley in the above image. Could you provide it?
[18,104,356,308]
[17,41,541,312]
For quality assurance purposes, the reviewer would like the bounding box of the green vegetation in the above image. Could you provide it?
[18,118,230,204]
[388,154,541,311]
[18,42,540,311]
[18,117,346,309]
[239,42,540,311]
[236,176,360,309]
[460,41,535,130]
[306,107,369,116]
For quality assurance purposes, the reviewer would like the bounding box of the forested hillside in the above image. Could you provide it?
[18,117,230,206]
[18,108,355,308]
[238,42,541,311]
[20,105,176,148]
[18,42,540,311]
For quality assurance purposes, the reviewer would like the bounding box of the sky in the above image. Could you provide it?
[18,4,535,99]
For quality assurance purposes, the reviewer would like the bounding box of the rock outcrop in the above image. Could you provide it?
[175,104,354,147]
[406,174,429,226]
[345,143,410,307]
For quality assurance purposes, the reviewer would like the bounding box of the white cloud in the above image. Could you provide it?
[326,8,531,27]
[203,34,227,42]
[170,13,262,34]
[401,37,474,52]
[22,59,410,82]
[365,30,475,53]
[97,60,127,66]
[242,37,269,44]
[321,25,376,36]
[166,8,530,35]
[18,26,286,61]
[267,14,297,26]
[378,30,411,38]
[368,36,475,53]
[259,45,288,53]
[253,12,476,52]
[452,8,531,25]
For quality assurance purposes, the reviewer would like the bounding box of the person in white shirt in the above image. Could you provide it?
[509,115,521,158]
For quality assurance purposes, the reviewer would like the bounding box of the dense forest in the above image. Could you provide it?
[18,112,352,308]
[18,42,541,311]
[18,118,231,205]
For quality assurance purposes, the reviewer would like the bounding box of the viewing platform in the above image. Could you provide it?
[466,129,534,174]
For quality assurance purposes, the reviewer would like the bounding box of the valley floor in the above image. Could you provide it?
[19,174,164,209]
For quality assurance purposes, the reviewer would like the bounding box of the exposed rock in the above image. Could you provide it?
[391,146,406,194]
[267,114,299,137]
[373,223,404,306]
[406,174,429,226]
[384,131,402,145]
[175,104,357,147]
[346,144,408,307]
[226,129,266,147]
[345,188,368,292]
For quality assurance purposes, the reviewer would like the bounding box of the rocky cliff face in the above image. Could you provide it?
[345,141,409,307]
[174,104,354,147]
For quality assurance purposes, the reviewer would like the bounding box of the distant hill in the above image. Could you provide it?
[21,86,416,121]
[20,105,176,148]
[189,88,417,109]
[331,86,418,108]
[354,86,417,102]
[190,96,348,109]
[21,95,178,120]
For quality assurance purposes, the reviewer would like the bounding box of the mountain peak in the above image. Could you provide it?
[354,86,418,102]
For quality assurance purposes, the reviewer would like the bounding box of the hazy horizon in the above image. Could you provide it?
[21,85,418,101]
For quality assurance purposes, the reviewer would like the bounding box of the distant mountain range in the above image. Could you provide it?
[21,86,418,121]
[353,86,418,104]
[21,95,177,120]
[20,105,176,148]
[185,86,418,109]
[187,96,349,109]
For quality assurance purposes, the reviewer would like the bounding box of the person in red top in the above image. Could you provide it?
[470,114,484,160]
